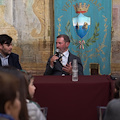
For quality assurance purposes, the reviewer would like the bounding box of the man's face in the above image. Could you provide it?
[0,43,12,57]
[56,37,69,53]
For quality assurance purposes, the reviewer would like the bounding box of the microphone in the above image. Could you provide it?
[54,49,60,63]
[55,49,63,64]
[55,49,60,57]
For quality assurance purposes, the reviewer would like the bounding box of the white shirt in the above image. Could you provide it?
[0,53,9,66]
[61,50,69,66]
[50,50,69,68]
[26,99,46,120]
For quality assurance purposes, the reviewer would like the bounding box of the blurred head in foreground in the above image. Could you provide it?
[0,66,29,120]
[0,71,21,120]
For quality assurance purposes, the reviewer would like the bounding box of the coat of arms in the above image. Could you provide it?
[72,3,90,39]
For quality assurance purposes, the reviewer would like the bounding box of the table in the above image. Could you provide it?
[34,75,113,120]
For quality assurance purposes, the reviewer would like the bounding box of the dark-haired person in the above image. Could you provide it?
[104,78,120,120]
[0,71,21,120]
[22,71,46,120]
[0,34,22,70]
[0,66,29,120]
[44,34,83,75]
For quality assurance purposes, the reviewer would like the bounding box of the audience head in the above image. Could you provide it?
[0,34,13,57]
[0,34,12,45]
[114,77,120,98]
[56,34,70,53]
[0,71,21,120]
[21,70,36,99]
[0,66,29,120]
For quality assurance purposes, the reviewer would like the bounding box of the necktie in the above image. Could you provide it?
[59,53,64,62]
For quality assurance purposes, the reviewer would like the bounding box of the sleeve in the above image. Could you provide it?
[15,55,22,70]
[9,53,22,70]
[36,107,46,120]
[76,57,84,75]
[27,102,46,120]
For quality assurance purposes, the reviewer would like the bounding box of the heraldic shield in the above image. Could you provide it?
[73,13,91,39]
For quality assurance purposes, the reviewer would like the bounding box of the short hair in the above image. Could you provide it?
[0,71,19,113]
[0,34,12,45]
[57,34,70,43]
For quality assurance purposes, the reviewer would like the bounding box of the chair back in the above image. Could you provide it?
[40,107,48,119]
[97,106,107,120]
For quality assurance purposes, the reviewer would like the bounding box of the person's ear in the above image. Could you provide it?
[66,42,70,47]
[4,101,12,115]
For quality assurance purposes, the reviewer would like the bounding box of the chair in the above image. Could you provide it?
[40,107,48,119]
[97,106,107,120]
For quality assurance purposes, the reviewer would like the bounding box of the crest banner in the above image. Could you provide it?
[54,0,112,75]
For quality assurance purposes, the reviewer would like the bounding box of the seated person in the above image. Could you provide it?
[44,34,83,75]
[0,71,21,120]
[104,77,120,120]
[22,71,46,120]
[0,34,22,70]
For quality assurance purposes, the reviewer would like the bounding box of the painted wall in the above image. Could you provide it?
[0,0,120,76]
[111,0,120,76]
[0,0,54,75]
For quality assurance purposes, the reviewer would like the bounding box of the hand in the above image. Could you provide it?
[62,62,72,74]
[50,54,59,68]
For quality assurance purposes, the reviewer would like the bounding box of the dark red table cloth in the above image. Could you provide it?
[34,75,113,120]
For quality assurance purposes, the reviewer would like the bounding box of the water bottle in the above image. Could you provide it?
[72,59,78,81]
